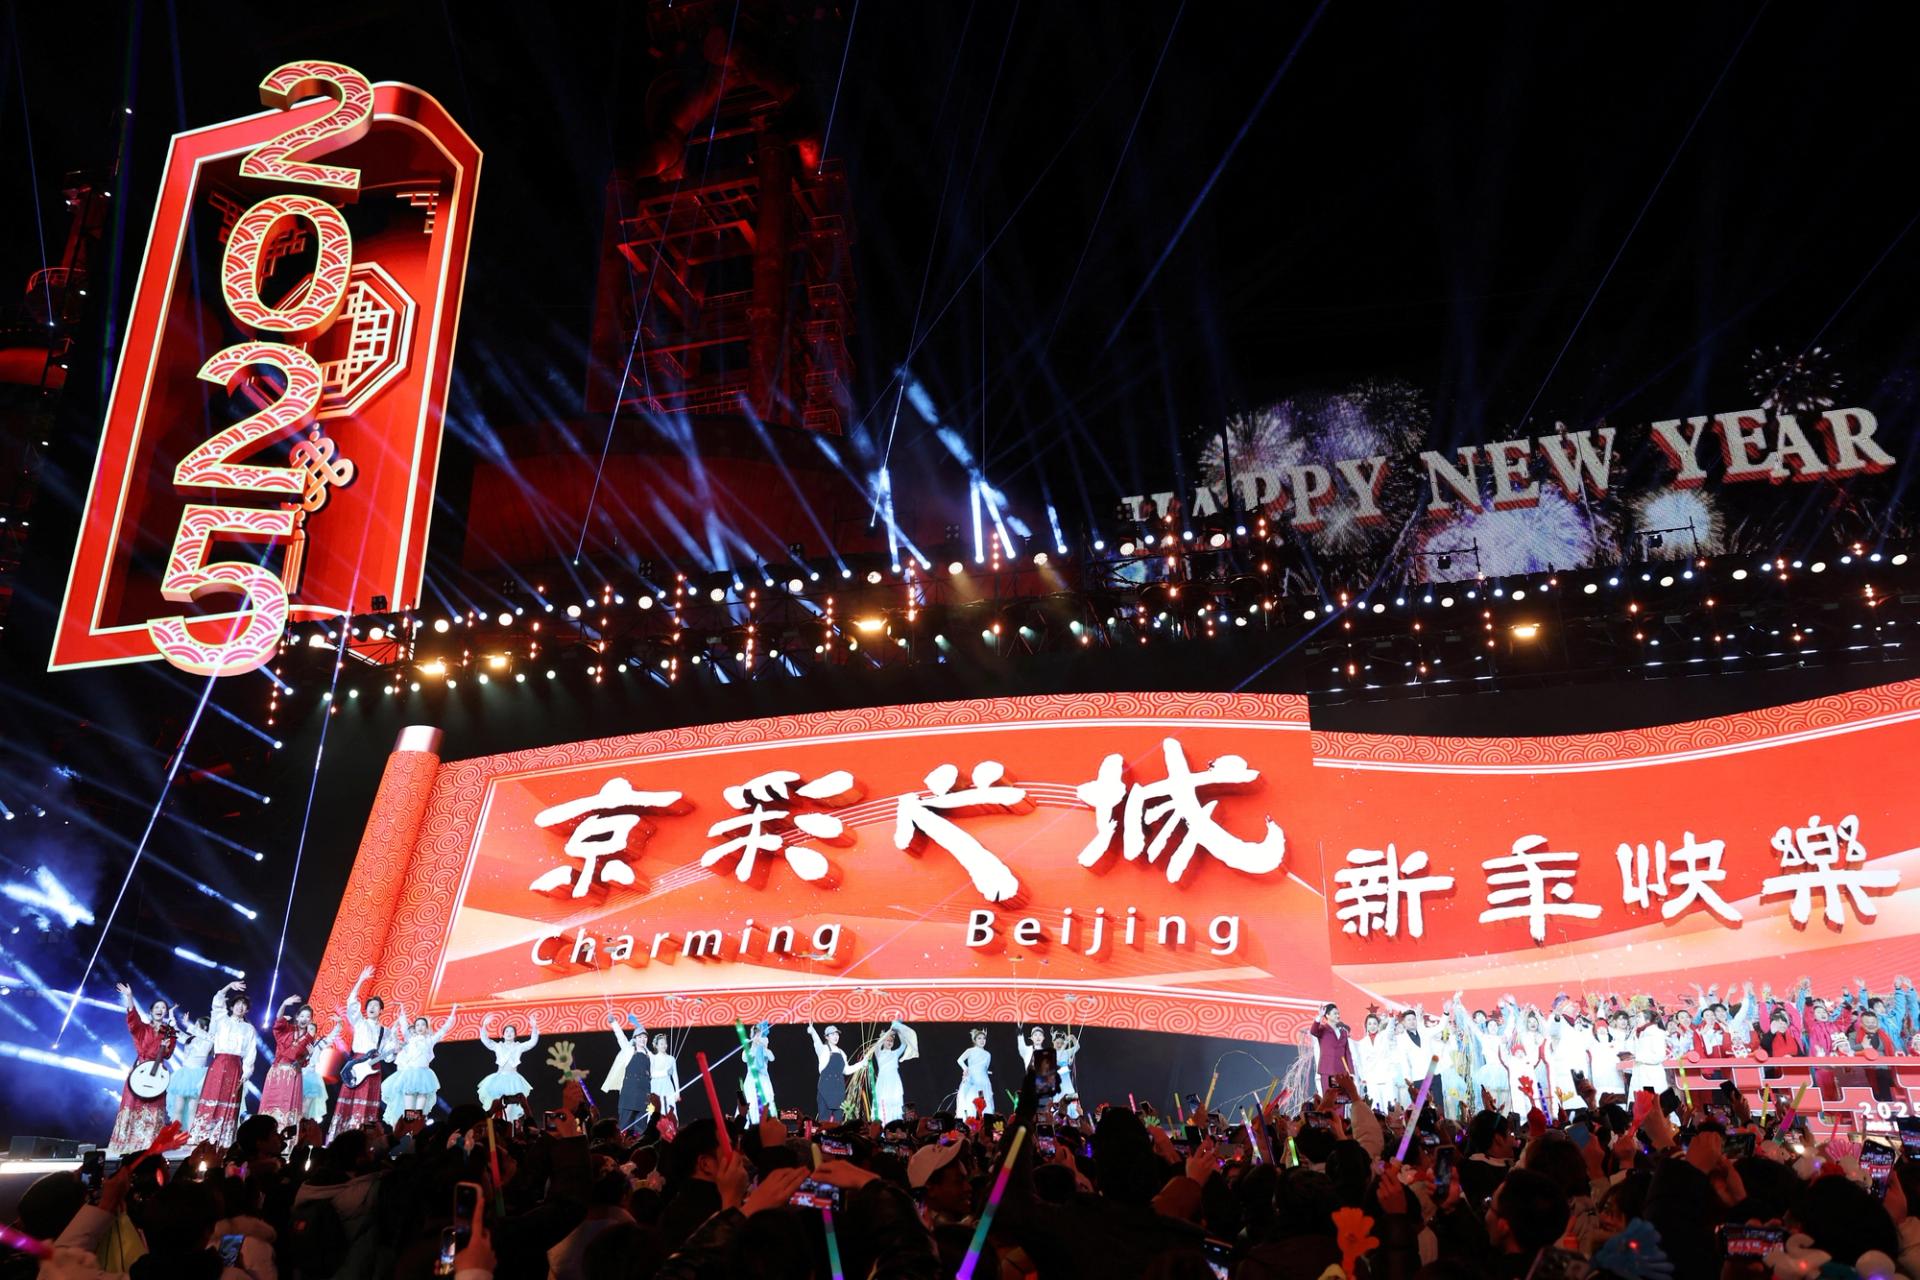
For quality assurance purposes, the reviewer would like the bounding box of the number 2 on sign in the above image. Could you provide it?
[146,61,370,676]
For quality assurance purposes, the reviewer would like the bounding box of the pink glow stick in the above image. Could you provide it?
[695,1051,733,1159]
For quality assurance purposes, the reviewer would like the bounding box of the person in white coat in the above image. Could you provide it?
[1352,1013,1399,1107]
[1629,1009,1671,1097]
[955,1028,995,1117]
[1396,1009,1443,1104]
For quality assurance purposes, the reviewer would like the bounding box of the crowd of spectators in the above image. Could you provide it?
[11,1022,1920,1276]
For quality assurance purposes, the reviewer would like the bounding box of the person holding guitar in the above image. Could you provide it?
[327,965,394,1142]
[105,981,178,1157]
[186,980,256,1148]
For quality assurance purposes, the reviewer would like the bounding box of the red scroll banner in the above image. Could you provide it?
[51,63,479,675]
[313,681,1920,1046]
[1308,678,1920,1012]
[310,693,1327,1042]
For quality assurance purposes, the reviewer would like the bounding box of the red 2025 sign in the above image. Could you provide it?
[51,62,480,676]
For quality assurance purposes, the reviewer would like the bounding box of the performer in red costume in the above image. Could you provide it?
[259,994,335,1132]
[105,982,178,1157]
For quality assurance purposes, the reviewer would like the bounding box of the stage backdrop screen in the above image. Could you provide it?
[311,683,1920,1044]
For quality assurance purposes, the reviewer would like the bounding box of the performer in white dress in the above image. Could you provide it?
[166,1013,213,1125]
[1052,1030,1084,1119]
[955,1028,994,1116]
[477,1015,539,1122]
[386,1003,459,1123]
[642,1027,681,1119]
[1629,1010,1671,1097]
[741,1020,776,1122]
[851,1019,918,1123]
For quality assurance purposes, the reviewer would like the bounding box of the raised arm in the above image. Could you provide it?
[394,1006,413,1042]
[344,965,372,1023]
[607,1016,632,1053]
[806,1022,826,1068]
[523,1015,540,1052]
[211,981,243,1026]
[478,1015,498,1052]
[893,1019,920,1063]
[277,995,303,1027]
[433,1006,459,1041]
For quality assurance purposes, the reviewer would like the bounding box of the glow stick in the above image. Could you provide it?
[1203,1070,1219,1117]
[0,1223,50,1259]
[821,1206,845,1280]
[694,1051,733,1158]
[1263,1076,1281,1107]
[957,1124,1027,1280]
[1129,1092,1137,1112]
[1174,1094,1186,1125]
[485,1115,505,1215]
[1394,1066,1436,1162]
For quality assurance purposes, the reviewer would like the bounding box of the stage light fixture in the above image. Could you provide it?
[434,618,451,633]
[546,670,556,679]
[638,596,655,610]
[348,689,359,699]
[1512,624,1540,640]
[788,577,806,592]
[566,605,581,618]
[367,626,384,641]
[515,673,526,683]
[866,570,883,585]
[1119,541,1137,556]
[1208,532,1227,548]
[419,660,446,677]
[487,655,508,670]
[1895,554,1910,566]
[1033,552,1049,566]
[854,616,886,634]
[1583,583,1598,594]
[709,588,726,602]
[477,673,489,684]
[496,612,513,627]
[409,682,421,692]
[1812,561,1827,573]
[949,561,964,576]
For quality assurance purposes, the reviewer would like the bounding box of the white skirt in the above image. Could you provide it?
[478,1069,532,1108]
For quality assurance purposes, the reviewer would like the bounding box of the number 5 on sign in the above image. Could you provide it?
[146,505,299,676]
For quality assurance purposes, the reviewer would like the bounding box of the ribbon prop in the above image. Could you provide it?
[1394,1064,1438,1162]
[694,1051,733,1159]
[957,1124,1028,1280]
